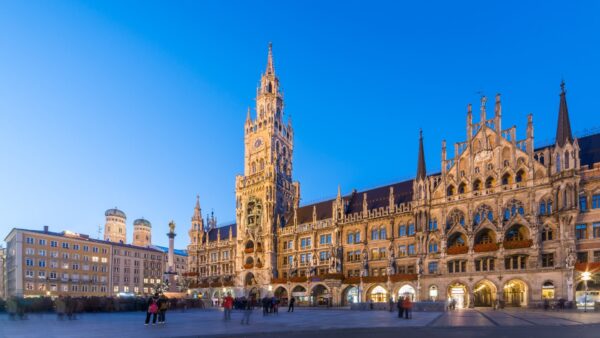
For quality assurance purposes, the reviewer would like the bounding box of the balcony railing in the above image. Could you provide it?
[446,245,468,255]
[473,242,499,253]
[502,239,533,250]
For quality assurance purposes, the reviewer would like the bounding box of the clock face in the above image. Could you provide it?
[254,138,263,149]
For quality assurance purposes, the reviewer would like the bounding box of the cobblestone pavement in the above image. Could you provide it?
[1,308,599,338]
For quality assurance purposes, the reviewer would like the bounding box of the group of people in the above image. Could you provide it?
[219,294,297,325]
[144,293,170,325]
[396,296,413,319]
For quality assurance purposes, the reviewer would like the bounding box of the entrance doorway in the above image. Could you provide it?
[311,284,330,306]
[398,285,416,302]
[343,286,359,305]
[503,279,527,307]
[447,283,469,309]
[473,280,496,307]
[369,285,388,303]
[274,286,289,305]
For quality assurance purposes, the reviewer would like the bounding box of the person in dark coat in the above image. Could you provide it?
[288,296,295,312]
[145,293,160,325]
[397,297,404,318]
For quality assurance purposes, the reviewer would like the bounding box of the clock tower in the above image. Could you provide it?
[235,44,299,296]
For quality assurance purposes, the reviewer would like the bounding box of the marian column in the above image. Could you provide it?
[165,220,177,292]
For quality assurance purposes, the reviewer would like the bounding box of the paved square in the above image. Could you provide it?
[1,308,600,338]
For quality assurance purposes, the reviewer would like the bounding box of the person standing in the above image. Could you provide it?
[241,297,254,325]
[158,294,169,324]
[288,296,295,312]
[145,293,159,326]
[403,296,412,319]
[397,297,404,318]
[223,293,234,321]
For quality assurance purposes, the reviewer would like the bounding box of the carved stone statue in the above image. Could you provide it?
[566,247,576,269]
[168,220,176,233]
[416,256,423,276]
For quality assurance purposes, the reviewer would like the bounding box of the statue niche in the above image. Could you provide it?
[246,197,263,229]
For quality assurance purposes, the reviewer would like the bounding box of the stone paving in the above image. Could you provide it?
[1,308,600,338]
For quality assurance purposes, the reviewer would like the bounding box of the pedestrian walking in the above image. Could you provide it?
[223,293,234,321]
[389,298,394,312]
[397,297,404,318]
[288,296,295,312]
[158,294,169,324]
[145,293,160,326]
[55,296,66,320]
[241,297,254,325]
[403,296,412,319]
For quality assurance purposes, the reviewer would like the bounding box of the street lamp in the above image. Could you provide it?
[581,271,592,313]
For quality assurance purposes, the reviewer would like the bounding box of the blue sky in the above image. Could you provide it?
[1,1,599,249]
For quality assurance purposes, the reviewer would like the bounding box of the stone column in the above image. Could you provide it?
[165,221,177,292]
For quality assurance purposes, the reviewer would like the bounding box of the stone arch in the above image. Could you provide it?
[342,285,359,305]
[473,203,494,226]
[473,178,482,191]
[394,283,417,302]
[503,279,529,307]
[473,279,498,307]
[447,280,470,309]
[504,223,530,242]
[366,284,389,303]
[310,283,331,306]
[447,185,456,196]
[458,181,467,194]
[244,272,257,287]
[474,227,496,245]
[447,231,467,248]
[485,176,495,189]
[446,208,466,230]
[515,167,527,183]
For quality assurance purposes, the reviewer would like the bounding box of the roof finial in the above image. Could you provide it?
[556,80,573,147]
[266,42,275,75]
[416,129,427,181]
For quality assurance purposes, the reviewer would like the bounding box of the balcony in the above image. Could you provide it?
[446,245,468,255]
[503,239,533,250]
[244,248,254,254]
[243,263,254,269]
[473,242,499,253]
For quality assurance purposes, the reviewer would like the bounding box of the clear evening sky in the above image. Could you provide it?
[1,1,599,249]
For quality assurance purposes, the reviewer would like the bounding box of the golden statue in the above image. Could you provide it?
[168,220,176,233]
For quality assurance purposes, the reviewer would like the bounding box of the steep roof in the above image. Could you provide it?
[203,223,237,242]
[556,81,574,147]
[288,179,414,226]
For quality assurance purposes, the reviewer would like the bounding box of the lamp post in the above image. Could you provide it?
[581,271,592,313]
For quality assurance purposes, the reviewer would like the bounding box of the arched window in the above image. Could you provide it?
[516,169,525,183]
[501,173,511,185]
[446,209,466,229]
[371,228,379,240]
[379,227,387,240]
[473,179,482,191]
[347,233,354,244]
[355,231,361,243]
[473,204,494,226]
[447,185,456,196]
[448,232,466,247]
[504,199,525,220]
[556,153,561,172]
[564,150,570,169]
[539,201,546,215]
[458,182,466,194]
[428,218,438,231]
[429,241,439,253]
[485,177,495,189]
[251,162,257,174]
[505,224,528,242]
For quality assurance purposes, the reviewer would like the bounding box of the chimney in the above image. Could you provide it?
[43,225,49,233]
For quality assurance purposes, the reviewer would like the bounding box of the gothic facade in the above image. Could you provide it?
[186,45,600,308]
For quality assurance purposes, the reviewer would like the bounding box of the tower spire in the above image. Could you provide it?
[192,195,202,222]
[556,80,573,147]
[266,42,275,75]
[416,129,427,180]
